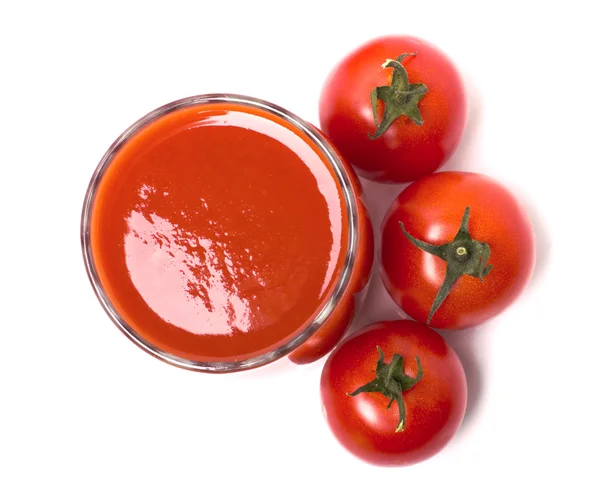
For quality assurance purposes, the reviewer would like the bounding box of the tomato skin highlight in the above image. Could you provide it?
[381,171,536,329]
[319,35,467,183]
[320,320,467,466]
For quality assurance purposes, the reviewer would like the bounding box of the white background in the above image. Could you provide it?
[1,1,598,500]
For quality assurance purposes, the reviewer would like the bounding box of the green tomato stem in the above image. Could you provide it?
[348,347,423,432]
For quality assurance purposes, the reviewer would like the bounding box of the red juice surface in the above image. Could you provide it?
[90,102,349,362]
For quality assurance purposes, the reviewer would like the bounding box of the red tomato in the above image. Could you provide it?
[321,320,467,466]
[319,35,467,183]
[381,171,535,330]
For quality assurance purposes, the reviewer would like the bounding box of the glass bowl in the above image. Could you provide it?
[81,94,372,372]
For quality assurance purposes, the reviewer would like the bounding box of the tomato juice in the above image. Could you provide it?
[82,95,372,371]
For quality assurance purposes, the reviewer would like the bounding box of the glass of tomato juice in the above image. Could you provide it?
[81,94,373,372]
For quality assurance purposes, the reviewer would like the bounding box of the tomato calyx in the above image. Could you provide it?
[368,53,428,140]
[399,206,493,324]
[348,346,423,432]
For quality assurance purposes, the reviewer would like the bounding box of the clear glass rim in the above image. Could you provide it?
[80,93,359,373]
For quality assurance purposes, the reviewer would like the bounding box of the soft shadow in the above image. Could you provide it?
[524,201,550,288]
[441,77,484,173]
[352,272,410,332]
[512,190,550,288]
[361,178,409,228]
[439,326,485,436]
[351,178,412,332]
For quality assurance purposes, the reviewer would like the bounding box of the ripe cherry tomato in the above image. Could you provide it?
[321,320,467,466]
[381,171,535,330]
[319,35,467,183]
